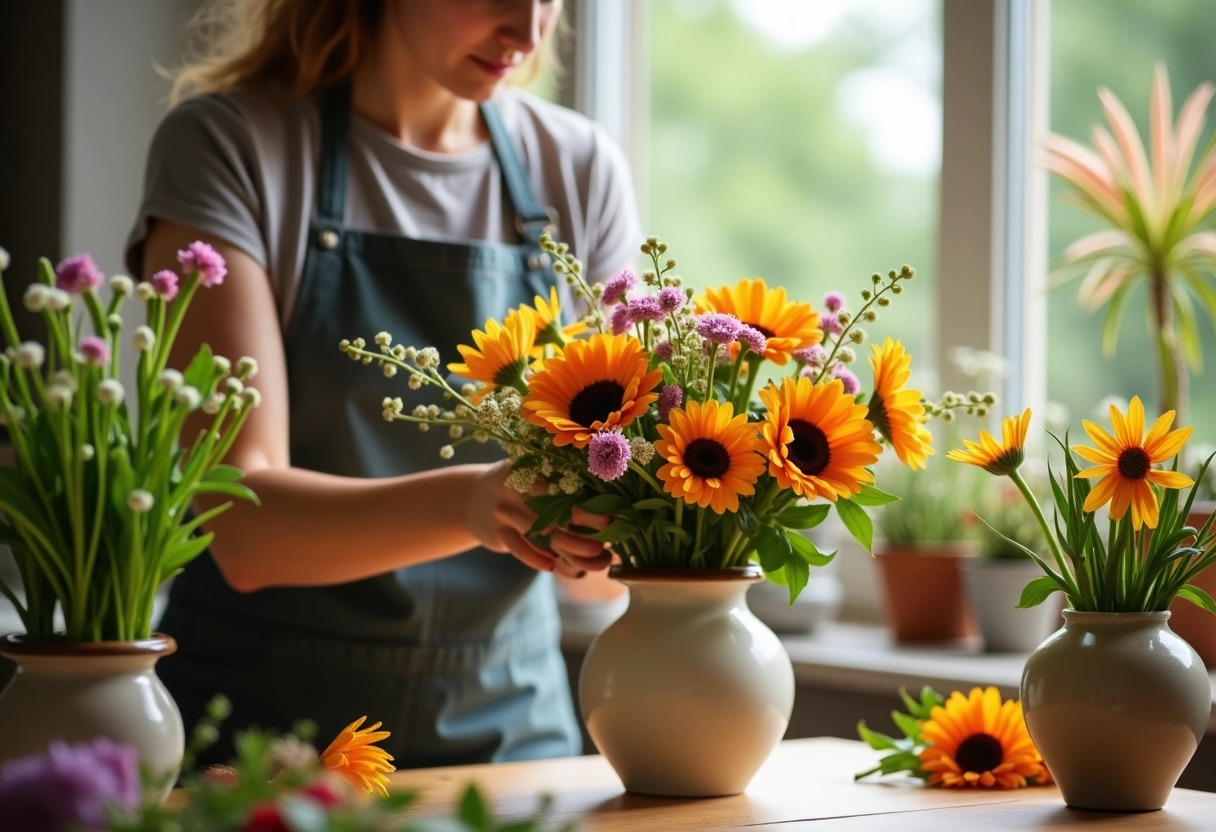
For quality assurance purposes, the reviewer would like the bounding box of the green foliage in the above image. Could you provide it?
[874,456,982,547]
[854,686,945,782]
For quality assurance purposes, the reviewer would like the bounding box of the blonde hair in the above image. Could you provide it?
[169,0,557,106]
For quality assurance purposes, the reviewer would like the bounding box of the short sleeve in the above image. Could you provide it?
[125,94,268,278]
[583,127,642,284]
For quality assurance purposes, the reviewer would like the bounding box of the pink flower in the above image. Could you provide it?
[54,254,104,294]
[588,432,631,481]
[240,804,290,832]
[654,340,674,361]
[151,270,179,300]
[609,305,633,335]
[823,291,846,312]
[820,313,844,336]
[0,738,140,831]
[602,270,637,304]
[695,313,742,345]
[832,364,861,395]
[737,325,767,357]
[794,344,828,366]
[657,286,684,313]
[79,336,110,367]
[177,241,226,287]
[658,384,683,422]
[626,295,665,324]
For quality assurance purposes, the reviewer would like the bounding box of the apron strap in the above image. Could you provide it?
[480,101,556,248]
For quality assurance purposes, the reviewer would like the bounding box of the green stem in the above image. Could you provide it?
[1009,468,1076,594]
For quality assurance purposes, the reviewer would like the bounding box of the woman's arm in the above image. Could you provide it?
[142,219,609,593]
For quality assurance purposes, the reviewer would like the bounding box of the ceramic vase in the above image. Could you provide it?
[874,542,978,643]
[960,558,1062,652]
[0,634,185,801]
[1021,610,1209,811]
[578,565,794,797]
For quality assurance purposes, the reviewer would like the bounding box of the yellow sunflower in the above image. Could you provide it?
[321,716,396,797]
[758,376,881,501]
[1073,395,1193,530]
[522,333,663,448]
[520,286,586,352]
[867,338,933,470]
[655,398,766,514]
[947,408,1032,476]
[696,277,821,364]
[447,307,537,398]
[919,687,1049,789]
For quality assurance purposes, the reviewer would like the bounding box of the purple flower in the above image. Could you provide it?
[602,270,637,305]
[54,255,104,295]
[79,336,110,367]
[799,365,816,380]
[654,340,674,361]
[626,295,666,324]
[657,286,684,313]
[150,269,179,300]
[176,241,226,287]
[694,313,742,345]
[820,313,844,336]
[794,344,828,366]
[0,738,141,831]
[823,291,846,312]
[737,325,767,357]
[588,432,631,481]
[658,384,683,422]
[609,304,633,335]
[832,364,861,395]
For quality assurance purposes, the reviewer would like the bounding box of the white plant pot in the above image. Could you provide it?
[961,558,1062,652]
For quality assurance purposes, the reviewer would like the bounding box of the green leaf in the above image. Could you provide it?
[458,784,491,832]
[524,494,576,536]
[201,464,246,483]
[782,553,809,605]
[631,497,673,512]
[592,519,639,544]
[788,530,836,567]
[181,343,217,392]
[579,493,631,514]
[775,503,830,529]
[835,498,873,551]
[890,710,922,740]
[1176,583,1216,614]
[856,720,899,750]
[851,484,900,507]
[737,500,759,537]
[191,481,259,504]
[1016,575,1062,609]
[754,524,792,573]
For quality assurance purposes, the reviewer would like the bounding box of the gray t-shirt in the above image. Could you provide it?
[126,86,641,326]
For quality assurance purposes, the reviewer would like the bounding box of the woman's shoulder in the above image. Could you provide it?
[155,86,319,155]
[499,88,615,162]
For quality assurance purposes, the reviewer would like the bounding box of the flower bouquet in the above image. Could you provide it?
[948,398,1215,809]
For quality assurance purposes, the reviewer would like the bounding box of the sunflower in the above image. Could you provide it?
[655,398,766,514]
[447,307,537,399]
[521,286,586,352]
[1073,395,1193,530]
[919,687,1049,789]
[757,376,881,501]
[947,408,1032,476]
[522,333,663,448]
[867,338,933,469]
[696,277,821,364]
[321,716,396,797]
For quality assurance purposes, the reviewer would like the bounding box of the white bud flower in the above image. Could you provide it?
[15,342,44,370]
[132,326,156,351]
[46,289,72,311]
[408,376,422,390]
[97,379,125,406]
[175,386,201,410]
[23,284,50,312]
[439,445,455,459]
[159,369,184,390]
[135,282,155,301]
[202,393,225,415]
[212,355,231,375]
[374,331,392,348]
[0,246,8,270]
[52,370,77,391]
[107,313,122,330]
[382,364,397,378]
[242,387,261,408]
[224,376,243,396]
[45,383,74,409]
[108,275,134,295]
[79,443,95,462]
[126,489,154,513]
[449,425,464,439]
[0,406,25,426]
[236,356,258,380]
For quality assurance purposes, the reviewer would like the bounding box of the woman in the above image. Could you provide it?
[125,0,640,767]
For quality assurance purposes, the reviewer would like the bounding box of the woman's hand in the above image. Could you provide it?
[466,461,613,577]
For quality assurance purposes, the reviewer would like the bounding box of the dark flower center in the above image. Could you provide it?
[568,380,625,427]
[751,324,776,339]
[786,419,830,475]
[684,438,731,479]
[954,733,1004,774]
[1117,446,1151,480]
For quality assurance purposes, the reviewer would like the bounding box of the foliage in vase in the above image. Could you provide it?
[0,243,259,642]
[343,235,990,603]
[948,398,1216,613]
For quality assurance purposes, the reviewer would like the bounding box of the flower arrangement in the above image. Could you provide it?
[0,699,563,832]
[948,397,1216,613]
[1044,63,1216,423]
[342,235,987,601]
[856,686,1051,789]
[0,243,259,642]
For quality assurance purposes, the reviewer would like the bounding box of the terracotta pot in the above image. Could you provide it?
[1022,610,1209,811]
[578,566,794,797]
[874,542,978,643]
[1168,503,1216,666]
[0,634,185,801]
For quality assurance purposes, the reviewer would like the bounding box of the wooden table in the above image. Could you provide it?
[397,737,1216,830]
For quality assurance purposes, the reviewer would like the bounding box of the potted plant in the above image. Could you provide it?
[949,400,1215,811]
[0,243,259,796]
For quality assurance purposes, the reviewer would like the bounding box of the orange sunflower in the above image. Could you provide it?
[1073,395,1193,530]
[696,277,821,364]
[448,307,537,399]
[655,398,766,513]
[947,408,1032,476]
[321,716,396,797]
[757,376,881,501]
[867,338,933,469]
[522,333,663,448]
[919,687,1049,789]
[520,286,586,353]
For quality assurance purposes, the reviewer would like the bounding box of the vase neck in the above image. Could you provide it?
[621,578,754,607]
[1062,610,1171,629]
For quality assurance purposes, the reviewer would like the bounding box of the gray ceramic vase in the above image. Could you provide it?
[1021,610,1210,811]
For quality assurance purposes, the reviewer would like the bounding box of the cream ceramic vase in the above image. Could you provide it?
[1021,611,1210,811]
[578,566,794,797]
[0,634,185,801]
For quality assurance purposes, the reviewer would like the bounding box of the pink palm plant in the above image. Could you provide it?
[1044,63,1216,423]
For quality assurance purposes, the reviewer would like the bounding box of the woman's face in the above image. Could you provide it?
[382,0,563,101]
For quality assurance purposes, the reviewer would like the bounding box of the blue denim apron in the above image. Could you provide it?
[156,84,579,768]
